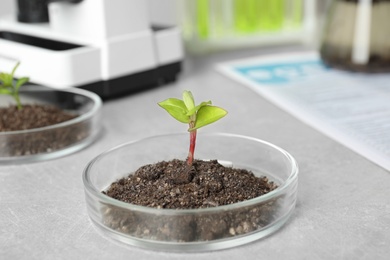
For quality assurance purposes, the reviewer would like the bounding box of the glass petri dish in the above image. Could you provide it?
[83,133,298,252]
[0,85,102,164]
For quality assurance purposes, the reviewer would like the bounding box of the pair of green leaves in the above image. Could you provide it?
[0,62,29,109]
[158,90,227,131]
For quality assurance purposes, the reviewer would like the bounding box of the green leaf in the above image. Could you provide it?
[0,72,12,86]
[0,62,28,109]
[190,106,228,131]
[0,72,8,81]
[15,77,29,91]
[0,88,12,95]
[11,62,20,78]
[158,98,190,123]
[186,101,211,116]
[183,90,195,111]
[0,73,6,83]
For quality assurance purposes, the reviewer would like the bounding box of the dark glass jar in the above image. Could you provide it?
[17,0,49,23]
[16,0,83,23]
[320,0,390,72]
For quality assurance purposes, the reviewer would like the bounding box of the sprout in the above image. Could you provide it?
[0,62,29,110]
[158,90,227,165]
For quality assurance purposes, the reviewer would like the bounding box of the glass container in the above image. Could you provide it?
[320,0,390,72]
[177,0,317,54]
[0,85,102,164]
[83,133,298,252]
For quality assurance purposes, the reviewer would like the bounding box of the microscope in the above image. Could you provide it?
[0,0,183,98]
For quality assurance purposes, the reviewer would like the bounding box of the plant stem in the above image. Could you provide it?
[187,119,197,166]
[14,93,22,110]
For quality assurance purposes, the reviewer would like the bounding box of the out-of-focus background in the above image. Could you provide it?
[0,0,332,55]
[2,1,390,259]
[0,0,335,97]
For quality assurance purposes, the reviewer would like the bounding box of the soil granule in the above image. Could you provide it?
[102,159,280,242]
[0,104,76,132]
[104,159,277,209]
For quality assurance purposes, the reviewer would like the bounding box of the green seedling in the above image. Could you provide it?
[158,90,227,166]
[0,62,29,110]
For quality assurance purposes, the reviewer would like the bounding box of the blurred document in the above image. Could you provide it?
[217,52,390,171]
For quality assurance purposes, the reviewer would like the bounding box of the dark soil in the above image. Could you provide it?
[104,159,277,209]
[0,104,76,131]
[0,104,90,157]
[102,159,280,242]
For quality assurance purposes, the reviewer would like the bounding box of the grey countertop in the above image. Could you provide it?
[1,46,390,260]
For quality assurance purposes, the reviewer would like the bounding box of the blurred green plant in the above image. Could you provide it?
[0,62,29,110]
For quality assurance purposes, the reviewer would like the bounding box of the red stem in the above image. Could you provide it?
[187,122,197,166]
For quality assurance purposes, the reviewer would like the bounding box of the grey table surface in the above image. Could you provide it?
[1,46,389,260]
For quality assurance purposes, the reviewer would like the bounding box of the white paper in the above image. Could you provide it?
[217,52,390,171]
